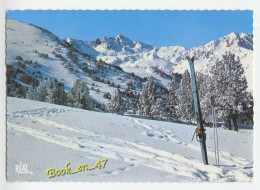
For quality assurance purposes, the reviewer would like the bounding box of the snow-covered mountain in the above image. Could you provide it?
[6,20,254,182]
[66,30,253,92]
[171,32,253,90]
[6,19,253,108]
[6,20,149,106]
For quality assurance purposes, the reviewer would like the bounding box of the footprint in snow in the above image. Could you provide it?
[118,167,126,171]
[104,170,114,174]
[146,132,154,137]
[77,143,85,148]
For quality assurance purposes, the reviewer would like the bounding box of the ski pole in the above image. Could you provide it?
[214,108,220,165]
[212,107,217,165]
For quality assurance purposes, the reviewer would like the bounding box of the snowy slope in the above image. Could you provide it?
[6,20,79,90]
[6,20,146,106]
[7,97,253,182]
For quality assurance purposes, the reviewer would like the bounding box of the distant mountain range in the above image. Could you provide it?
[66,29,253,91]
[6,19,253,105]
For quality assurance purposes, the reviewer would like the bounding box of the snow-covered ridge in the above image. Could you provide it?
[6,19,253,95]
[6,19,148,106]
[66,30,253,91]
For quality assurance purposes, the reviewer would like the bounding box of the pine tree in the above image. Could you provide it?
[26,78,67,106]
[45,78,67,105]
[26,86,36,100]
[138,76,157,118]
[197,72,212,126]
[224,53,248,130]
[67,79,94,110]
[177,70,194,124]
[108,89,127,115]
[241,92,253,125]
[35,80,48,102]
[164,77,178,121]
[210,52,249,130]
[150,98,163,120]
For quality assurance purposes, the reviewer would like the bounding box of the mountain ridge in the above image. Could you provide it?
[6,19,253,107]
[64,30,252,91]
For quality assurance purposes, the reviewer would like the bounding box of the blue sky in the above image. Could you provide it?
[6,10,253,49]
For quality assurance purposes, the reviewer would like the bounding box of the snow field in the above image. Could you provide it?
[7,97,253,182]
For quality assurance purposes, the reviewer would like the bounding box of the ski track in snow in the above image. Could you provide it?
[130,118,252,169]
[7,100,253,182]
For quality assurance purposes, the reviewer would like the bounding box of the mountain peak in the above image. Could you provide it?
[116,34,130,41]
[91,38,101,46]
[223,32,253,50]
[203,32,253,50]
[101,36,107,43]
[115,34,134,47]
[227,32,239,38]
[66,37,72,44]
[239,32,253,39]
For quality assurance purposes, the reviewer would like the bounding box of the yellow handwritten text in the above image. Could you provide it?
[46,158,108,178]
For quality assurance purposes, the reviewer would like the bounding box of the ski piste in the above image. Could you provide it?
[187,57,209,165]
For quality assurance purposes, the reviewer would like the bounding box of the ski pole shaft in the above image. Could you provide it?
[212,108,217,165]
[214,108,220,166]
